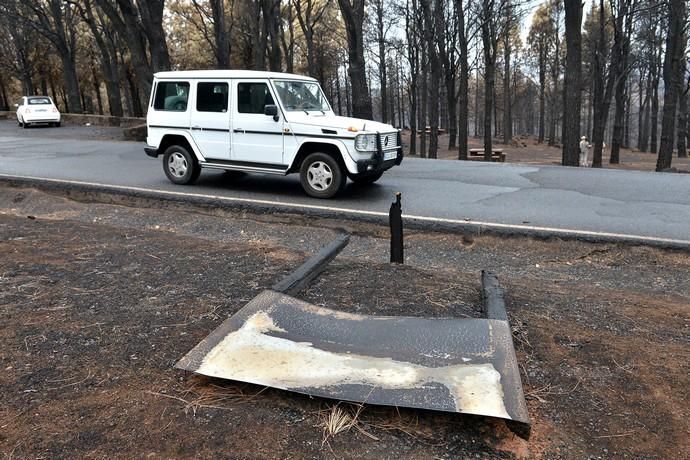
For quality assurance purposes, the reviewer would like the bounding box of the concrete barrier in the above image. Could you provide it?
[122,124,147,141]
[0,111,144,127]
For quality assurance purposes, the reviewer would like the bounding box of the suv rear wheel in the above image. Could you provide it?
[300,152,346,198]
[163,145,201,185]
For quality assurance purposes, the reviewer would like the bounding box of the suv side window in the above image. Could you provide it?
[154,81,190,111]
[196,82,228,113]
[237,82,274,114]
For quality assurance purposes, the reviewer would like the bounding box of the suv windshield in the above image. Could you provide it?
[28,97,52,105]
[274,80,330,112]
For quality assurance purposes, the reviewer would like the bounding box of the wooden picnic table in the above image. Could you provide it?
[468,148,506,162]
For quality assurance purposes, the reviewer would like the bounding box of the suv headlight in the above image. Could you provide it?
[354,133,377,152]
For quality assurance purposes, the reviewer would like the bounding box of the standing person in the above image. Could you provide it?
[579,136,591,167]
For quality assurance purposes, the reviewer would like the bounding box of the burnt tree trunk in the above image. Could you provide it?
[375,0,387,123]
[406,0,418,155]
[337,0,373,119]
[94,0,153,98]
[502,5,512,145]
[538,44,546,143]
[456,0,468,160]
[420,40,428,158]
[137,0,170,72]
[678,86,688,157]
[562,0,582,166]
[609,2,633,164]
[656,0,687,171]
[591,0,617,168]
[421,0,440,159]
[80,2,123,116]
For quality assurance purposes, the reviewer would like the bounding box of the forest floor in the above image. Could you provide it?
[402,131,690,172]
[1,185,688,459]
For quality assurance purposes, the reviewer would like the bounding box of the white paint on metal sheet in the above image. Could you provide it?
[197,311,511,420]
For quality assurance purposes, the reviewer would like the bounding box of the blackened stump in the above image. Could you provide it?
[389,192,404,263]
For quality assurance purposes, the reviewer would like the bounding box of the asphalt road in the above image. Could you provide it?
[1,121,689,246]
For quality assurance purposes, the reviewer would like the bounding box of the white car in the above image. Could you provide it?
[15,96,61,128]
[144,70,403,198]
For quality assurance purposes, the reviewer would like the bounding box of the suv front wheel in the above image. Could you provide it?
[300,152,346,199]
[163,145,200,185]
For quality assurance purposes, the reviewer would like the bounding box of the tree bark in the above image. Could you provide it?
[656,0,686,171]
[421,0,440,159]
[262,0,281,71]
[374,0,387,123]
[456,0,468,159]
[678,85,688,158]
[337,0,373,119]
[537,35,546,143]
[561,0,582,166]
[136,0,170,72]
[420,40,428,157]
[591,0,616,168]
[609,1,633,164]
[405,0,418,155]
[94,0,153,98]
[502,5,512,145]
[210,0,231,68]
[481,0,497,160]
[79,1,123,116]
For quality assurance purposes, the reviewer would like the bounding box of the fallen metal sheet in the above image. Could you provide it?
[176,290,530,435]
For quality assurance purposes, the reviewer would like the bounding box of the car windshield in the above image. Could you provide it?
[273,80,330,112]
[28,98,52,105]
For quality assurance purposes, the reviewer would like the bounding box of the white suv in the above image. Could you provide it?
[144,70,403,198]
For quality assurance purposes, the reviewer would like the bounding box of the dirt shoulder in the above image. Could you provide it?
[0,186,688,459]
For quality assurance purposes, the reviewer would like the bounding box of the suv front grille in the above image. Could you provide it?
[380,132,399,150]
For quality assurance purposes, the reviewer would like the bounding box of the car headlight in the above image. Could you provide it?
[354,133,377,151]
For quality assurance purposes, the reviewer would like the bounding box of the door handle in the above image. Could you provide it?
[191,126,201,131]
[233,128,245,133]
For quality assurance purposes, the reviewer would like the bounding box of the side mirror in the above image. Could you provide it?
[264,104,279,122]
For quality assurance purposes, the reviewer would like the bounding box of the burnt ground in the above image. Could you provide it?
[402,131,690,173]
[0,186,688,459]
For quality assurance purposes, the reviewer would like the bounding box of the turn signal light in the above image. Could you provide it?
[347,126,358,132]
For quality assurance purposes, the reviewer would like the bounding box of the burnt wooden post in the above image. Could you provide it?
[389,192,404,264]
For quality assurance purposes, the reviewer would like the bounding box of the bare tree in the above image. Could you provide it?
[405,0,419,155]
[293,0,330,77]
[455,0,469,159]
[14,0,83,112]
[562,0,583,166]
[591,0,616,168]
[479,0,508,160]
[420,0,440,158]
[678,64,689,158]
[71,0,123,116]
[528,3,555,144]
[656,0,688,171]
[609,0,637,164]
[337,0,373,118]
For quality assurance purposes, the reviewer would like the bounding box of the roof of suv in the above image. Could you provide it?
[154,70,317,81]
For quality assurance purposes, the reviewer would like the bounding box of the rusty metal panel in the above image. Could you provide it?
[176,290,530,433]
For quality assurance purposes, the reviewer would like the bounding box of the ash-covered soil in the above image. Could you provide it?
[0,186,688,459]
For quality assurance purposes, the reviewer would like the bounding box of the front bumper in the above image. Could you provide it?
[355,131,404,174]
